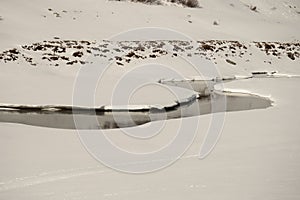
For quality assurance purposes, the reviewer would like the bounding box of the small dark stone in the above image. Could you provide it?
[134,46,145,51]
[126,52,135,58]
[264,43,273,51]
[115,56,122,61]
[252,71,267,75]
[152,49,161,53]
[201,44,215,51]
[287,52,295,60]
[53,46,66,53]
[225,59,236,65]
[66,60,78,65]
[250,6,258,12]
[54,12,61,17]
[73,51,83,57]
[73,45,84,49]
[9,48,19,54]
[42,56,50,60]
[60,56,69,61]
[33,45,45,51]
[50,56,59,61]
[80,41,91,45]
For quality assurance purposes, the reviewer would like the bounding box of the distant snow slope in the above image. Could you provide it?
[0,0,299,50]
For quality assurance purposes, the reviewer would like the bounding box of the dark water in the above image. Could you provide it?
[0,91,272,129]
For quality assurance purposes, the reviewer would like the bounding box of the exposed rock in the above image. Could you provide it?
[226,59,236,65]
[73,51,83,57]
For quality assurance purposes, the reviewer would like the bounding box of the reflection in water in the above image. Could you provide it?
[0,91,272,129]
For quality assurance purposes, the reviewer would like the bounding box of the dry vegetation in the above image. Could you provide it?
[0,40,299,67]
[114,0,200,8]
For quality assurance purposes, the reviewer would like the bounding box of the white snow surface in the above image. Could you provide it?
[0,0,300,199]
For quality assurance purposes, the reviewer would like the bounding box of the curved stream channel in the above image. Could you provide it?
[0,92,272,129]
[0,79,272,129]
[0,78,272,130]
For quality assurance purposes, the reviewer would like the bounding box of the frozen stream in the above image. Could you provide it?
[0,86,272,129]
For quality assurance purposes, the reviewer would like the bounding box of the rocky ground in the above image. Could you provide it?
[0,40,299,67]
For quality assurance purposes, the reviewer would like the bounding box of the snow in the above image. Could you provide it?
[0,0,300,199]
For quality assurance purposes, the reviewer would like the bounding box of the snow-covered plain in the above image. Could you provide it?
[0,0,300,199]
